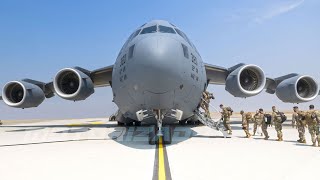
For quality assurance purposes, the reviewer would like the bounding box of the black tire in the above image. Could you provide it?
[187,120,196,125]
[148,125,158,145]
[125,122,134,126]
[117,121,125,126]
[163,125,172,144]
[134,121,142,126]
[110,116,116,121]
[179,120,187,125]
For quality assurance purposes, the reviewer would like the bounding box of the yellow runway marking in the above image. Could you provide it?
[89,122,104,125]
[158,136,166,180]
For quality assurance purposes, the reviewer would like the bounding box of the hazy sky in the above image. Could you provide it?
[1,0,320,120]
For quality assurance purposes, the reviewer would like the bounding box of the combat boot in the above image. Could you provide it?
[312,143,316,147]
[264,136,269,140]
[277,135,283,141]
[301,139,306,143]
[246,133,251,138]
[297,139,302,143]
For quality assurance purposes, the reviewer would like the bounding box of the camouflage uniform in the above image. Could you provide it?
[291,113,296,128]
[293,110,306,143]
[253,111,269,140]
[200,91,210,118]
[241,111,252,138]
[221,107,232,135]
[200,91,214,119]
[252,111,260,136]
[272,108,283,141]
[305,110,320,147]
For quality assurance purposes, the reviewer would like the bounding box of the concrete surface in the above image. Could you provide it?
[0,118,319,180]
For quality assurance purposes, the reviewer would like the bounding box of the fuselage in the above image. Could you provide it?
[111,20,207,123]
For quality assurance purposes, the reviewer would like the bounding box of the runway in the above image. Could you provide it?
[0,118,319,180]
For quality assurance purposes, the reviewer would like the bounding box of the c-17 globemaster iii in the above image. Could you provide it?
[1,20,319,144]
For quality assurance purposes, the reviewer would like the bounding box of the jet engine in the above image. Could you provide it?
[53,68,94,101]
[225,64,266,97]
[2,81,45,108]
[276,75,319,103]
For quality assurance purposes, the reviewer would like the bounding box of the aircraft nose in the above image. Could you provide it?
[133,35,184,93]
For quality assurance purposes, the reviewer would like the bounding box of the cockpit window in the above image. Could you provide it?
[175,28,192,47]
[131,29,141,40]
[140,25,157,34]
[170,23,176,27]
[159,25,176,34]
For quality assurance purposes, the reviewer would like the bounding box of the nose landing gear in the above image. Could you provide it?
[148,109,173,145]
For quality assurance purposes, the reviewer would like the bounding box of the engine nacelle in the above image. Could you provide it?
[225,64,266,97]
[53,68,94,101]
[2,81,45,108]
[276,75,319,103]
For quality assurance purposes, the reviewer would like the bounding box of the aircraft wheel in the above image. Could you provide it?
[134,121,142,126]
[125,122,134,126]
[117,121,125,126]
[110,116,116,121]
[148,125,158,145]
[187,120,196,125]
[179,120,187,125]
[163,125,172,144]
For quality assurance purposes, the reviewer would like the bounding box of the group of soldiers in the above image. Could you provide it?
[200,91,233,135]
[200,91,320,147]
[240,105,320,147]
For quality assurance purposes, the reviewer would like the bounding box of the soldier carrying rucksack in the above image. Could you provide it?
[272,106,284,141]
[305,105,320,147]
[220,104,233,135]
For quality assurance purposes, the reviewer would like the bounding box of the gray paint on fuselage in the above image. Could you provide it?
[112,20,206,123]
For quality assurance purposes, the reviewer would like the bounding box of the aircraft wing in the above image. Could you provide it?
[1,65,113,108]
[204,63,229,85]
[204,63,319,103]
[90,65,114,87]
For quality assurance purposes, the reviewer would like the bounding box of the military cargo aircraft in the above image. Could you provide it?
[1,20,319,144]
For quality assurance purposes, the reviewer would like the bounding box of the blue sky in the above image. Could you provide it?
[1,0,320,120]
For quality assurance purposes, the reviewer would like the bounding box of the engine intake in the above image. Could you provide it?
[225,64,266,97]
[53,68,94,101]
[2,81,45,108]
[276,75,319,103]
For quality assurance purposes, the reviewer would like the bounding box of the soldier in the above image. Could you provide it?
[252,110,260,136]
[253,108,269,140]
[293,106,306,143]
[291,111,297,129]
[0,120,2,125]
[220,104,233,135]
[271,106,283,141]
[200,91,214,118]
[305,105,320,147]
[240,110,252,138]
